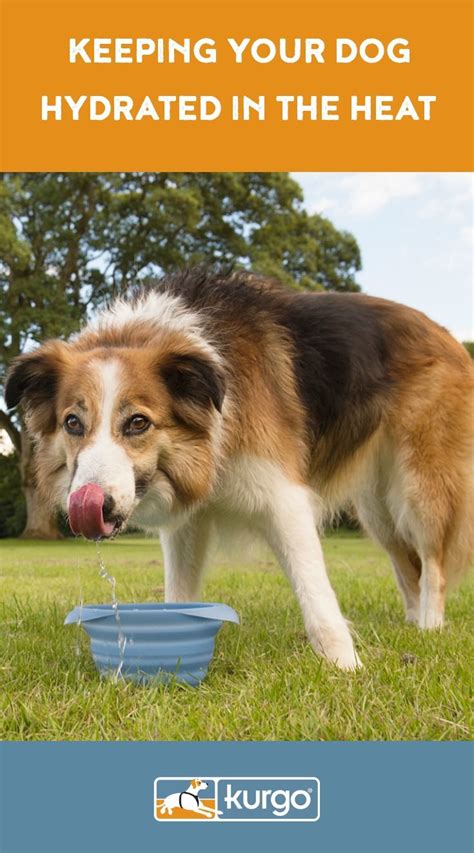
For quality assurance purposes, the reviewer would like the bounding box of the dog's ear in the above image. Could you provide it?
[5,341,68,435]
[160,352,225,416]
[190,779,199,789]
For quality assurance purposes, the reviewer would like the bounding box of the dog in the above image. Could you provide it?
[159,778,221,818]
[5,269,473,670]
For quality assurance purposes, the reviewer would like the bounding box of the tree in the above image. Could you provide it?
[0,172,361,537]
[0,450,25,537]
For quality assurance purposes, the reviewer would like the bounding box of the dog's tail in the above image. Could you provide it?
[444,389,474,588]
[444,465,474,588]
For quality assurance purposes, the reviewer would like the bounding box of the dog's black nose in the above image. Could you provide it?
[102,494,116,522]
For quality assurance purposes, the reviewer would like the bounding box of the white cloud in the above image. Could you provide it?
[294,172,423,217]
[336,173,422,216]
[306,195,336,214]
[294,172,473,220]
[453,329,474,343]
[460,224,474,244]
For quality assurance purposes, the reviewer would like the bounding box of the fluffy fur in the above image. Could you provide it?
[5,269,473,669]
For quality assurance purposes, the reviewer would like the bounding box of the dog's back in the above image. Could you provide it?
[153,271,474,589]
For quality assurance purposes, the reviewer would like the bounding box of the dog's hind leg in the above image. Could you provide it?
[354,493,421,623]
[161,512,212,602]
[387,543,421,624]
[418,552,446,629]
[263,479,360,670]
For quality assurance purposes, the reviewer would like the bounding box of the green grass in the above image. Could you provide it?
[0,532,472,741]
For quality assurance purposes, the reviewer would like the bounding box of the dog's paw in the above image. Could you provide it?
[326,646,362,671]
[405,613,419,625]
[310,627,362,671]
[418,615,444,630]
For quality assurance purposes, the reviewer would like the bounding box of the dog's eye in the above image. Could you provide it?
[124,414,151,435]
[64,414,84,436]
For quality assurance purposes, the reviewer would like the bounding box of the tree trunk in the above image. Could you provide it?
[20,430,62,540]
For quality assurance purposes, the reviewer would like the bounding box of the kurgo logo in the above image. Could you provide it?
[154,777,320,822]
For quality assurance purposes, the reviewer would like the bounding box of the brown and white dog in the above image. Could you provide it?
[5,270,473,669]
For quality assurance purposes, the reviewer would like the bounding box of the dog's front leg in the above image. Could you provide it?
[198,809,215,819]
[160,513,211,602]
[263,482,361,670]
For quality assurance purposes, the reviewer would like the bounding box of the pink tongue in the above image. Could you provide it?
[68,483,115,540]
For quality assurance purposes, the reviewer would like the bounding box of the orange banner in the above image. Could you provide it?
[0,0,472,171]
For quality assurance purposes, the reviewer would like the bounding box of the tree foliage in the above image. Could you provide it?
[1,172,361,373]
[0,451,25,537]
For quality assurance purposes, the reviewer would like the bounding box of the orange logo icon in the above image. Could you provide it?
[155,778,222,821]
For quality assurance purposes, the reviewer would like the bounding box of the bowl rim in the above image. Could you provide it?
[78,602,217,611]
[65,601,240,625]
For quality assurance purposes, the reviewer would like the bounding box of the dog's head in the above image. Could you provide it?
[5,329,226,538]
[190,778,208,792]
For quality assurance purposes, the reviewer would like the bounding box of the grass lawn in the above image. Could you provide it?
[0,532,472,741]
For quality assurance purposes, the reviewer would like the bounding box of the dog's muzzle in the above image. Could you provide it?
[68,483,121,540]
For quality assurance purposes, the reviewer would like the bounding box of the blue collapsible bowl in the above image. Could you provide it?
[64,602,239,685]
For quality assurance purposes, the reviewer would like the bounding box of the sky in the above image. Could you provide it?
[293,172,474,341]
